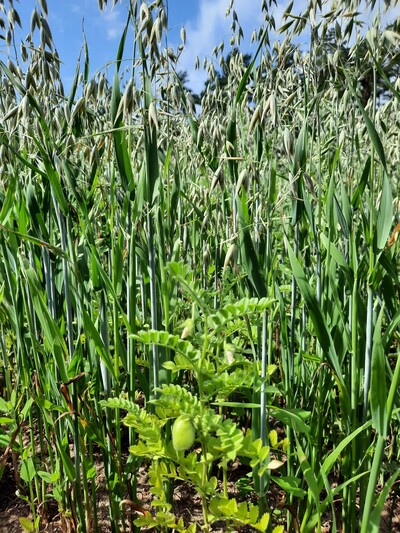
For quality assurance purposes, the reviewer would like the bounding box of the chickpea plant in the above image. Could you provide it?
[102,386,286,532]
[102,285,286,532]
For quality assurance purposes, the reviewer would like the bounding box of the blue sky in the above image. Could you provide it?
[9,0,274,94]
[8,1,399,95]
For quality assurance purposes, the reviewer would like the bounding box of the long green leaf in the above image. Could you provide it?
[236,193,267,298]
[370,307,387,435]
[343,70,387,172]
[375,173,393,251]
[285,237,343,382]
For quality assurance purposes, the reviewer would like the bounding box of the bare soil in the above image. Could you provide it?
[1,455,399,532]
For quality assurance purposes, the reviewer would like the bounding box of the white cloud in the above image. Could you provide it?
[71,5,82,14]
[177,0,265,95]
[177,0,399,95]
[99,6,126,41]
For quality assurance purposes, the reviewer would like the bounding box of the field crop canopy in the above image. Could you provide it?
[0,0,399,532]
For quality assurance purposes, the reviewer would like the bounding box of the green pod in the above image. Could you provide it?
[90,252,102,291]
[172,415,195,452]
